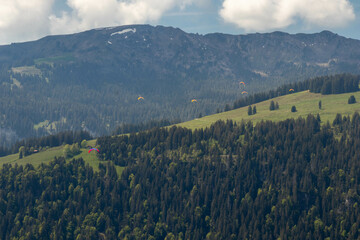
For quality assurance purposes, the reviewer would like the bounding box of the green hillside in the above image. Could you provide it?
[0,139,124,175]
[1,90,360,169]
[1,27,360,148]
[177,90,360,129]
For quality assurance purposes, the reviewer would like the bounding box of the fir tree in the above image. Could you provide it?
[348,95,356,104]
[270,101,275,111]
[248,106,253,115]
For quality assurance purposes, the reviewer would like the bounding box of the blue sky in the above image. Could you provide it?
[0,0,359,45]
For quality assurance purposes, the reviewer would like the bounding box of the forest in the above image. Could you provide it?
[232,73,360,110]
[1,55,358,149]
[0,130,92,157]
[0,62,239,147]
[1,112,360,239]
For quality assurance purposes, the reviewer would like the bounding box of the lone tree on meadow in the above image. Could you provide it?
[248,106,253,115]
[270,101,275,111]
[348,95,356,104]
[270,101,279,111]
[291,105,297,112]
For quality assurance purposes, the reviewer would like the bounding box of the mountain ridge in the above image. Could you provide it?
[0,24,360,145]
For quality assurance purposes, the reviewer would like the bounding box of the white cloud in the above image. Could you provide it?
[49,0,199,35]
[219,0,356,32]
[0,0,201,45]
[0,0,54,44]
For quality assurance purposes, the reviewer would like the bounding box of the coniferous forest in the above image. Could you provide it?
[2,113,360,239]
[1,62,359,149]
[232,73,360,110]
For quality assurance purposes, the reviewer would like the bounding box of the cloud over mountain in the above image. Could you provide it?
[0,0,357,45]
[219,0,355,31]
[0,0,54,44]
[49,0,199,34]
[0,0,200,44]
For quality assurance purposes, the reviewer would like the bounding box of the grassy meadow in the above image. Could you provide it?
[177,90,360,129]
[1,90,360,172]
[0,139,124,176]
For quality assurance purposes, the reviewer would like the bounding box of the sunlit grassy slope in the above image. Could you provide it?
[1,90,360,172]
[0,139,124,175]
[177,90,360,129]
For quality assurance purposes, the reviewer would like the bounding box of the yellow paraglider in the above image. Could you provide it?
[191,99,197,103]
[138,96,144,101]
[241,91,248,94]
[289,89,294,92]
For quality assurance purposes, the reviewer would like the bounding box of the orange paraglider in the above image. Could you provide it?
[289,89,294,92]
[191,99,197,103]
[239,81,246,89]
[241,91,248,94]
[138,96,144,101]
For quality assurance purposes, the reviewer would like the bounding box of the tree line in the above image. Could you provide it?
[2,113,360,238]
[0,130,91,157]
[232,73,360,110]
[112,119,180,135]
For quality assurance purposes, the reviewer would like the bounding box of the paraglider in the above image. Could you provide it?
[138,96,144,101]
[289,89,294,92]
[191,99,197,103]
[239,81,246,90]
[242,91,248,94]
[88,148,99,153]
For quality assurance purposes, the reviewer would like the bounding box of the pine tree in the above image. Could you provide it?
[63,144,72,158]
[248,106,253,116]
[270,101,275,111]
[19,146,25,159]
[348,95,356,104]
[224,104,231,112]
[253,106,257,114]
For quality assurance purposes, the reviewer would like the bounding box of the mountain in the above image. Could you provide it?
[0,25,360,145]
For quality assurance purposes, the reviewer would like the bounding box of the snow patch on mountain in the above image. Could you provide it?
[111,28,136,36]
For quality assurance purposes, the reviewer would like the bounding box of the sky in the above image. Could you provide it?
[0,0,359,45]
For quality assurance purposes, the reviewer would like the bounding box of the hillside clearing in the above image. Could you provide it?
[0,139,124,176]
[177,90,360,129]
[2,90,360,173]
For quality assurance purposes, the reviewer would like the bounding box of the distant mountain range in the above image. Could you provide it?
[2,25,360,83]
[0,25,360,145]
